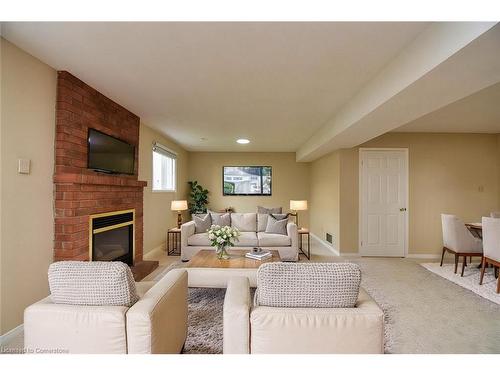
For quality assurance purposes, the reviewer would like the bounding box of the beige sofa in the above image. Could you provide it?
[181,213,298,261]
[223,276,384,354]
[24,269,188,354]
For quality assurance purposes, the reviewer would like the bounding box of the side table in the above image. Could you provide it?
[166,227,181,256]
[298,228,310,260]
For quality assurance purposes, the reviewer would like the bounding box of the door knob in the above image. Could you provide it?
[400,208,407,212]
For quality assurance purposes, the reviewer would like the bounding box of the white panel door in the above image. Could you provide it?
[360,149,407,257]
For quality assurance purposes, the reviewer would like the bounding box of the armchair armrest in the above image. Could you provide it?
[181,221,196,261]
[126,269,188,354]
[24,297,128,354]
[223,276,251,354]
[287,222,299,260]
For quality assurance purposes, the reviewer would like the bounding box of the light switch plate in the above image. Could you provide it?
[18,159,31,174]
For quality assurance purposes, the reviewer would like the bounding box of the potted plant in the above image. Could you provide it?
[188,180,209,214]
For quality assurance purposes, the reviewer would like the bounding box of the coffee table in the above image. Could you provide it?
[183,249,281,288]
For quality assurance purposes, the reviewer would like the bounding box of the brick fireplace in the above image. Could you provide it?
[53,71,148,268]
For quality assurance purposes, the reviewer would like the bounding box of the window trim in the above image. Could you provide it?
[152,142,177,193]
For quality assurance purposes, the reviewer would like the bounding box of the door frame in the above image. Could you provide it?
[358,148,409,257]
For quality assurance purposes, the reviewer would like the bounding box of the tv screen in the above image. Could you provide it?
[223,166,272,196]
[87,129,135,175]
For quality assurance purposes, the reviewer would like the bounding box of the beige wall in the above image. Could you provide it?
[188,152,310,227]
[0,38,56,335]
[138,123,189,254]
[309,151,340,250]
[337,133,500,255]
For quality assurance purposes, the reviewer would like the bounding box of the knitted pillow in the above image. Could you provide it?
[265,214,288,235]
[48,261,139,307]
[255,262,361,308]
[193,213,212,233]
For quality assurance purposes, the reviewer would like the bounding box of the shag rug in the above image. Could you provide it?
[421,262,500,305]
[182,286,394,354]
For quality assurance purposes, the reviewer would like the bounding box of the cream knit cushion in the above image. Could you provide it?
[48,261,139,307]
[255,262,361,308]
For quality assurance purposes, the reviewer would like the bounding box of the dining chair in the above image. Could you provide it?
[441,214,483,276]
[480,217,500,293]
[490,212,500,218]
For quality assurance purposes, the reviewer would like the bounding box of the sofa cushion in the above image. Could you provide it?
[235,232,258,247]
[48,261,139,307]
[187,233,211,246]
[209,211,231,227]
[231,213,257,232]
[257,206,282,214]
[194,213,211,234]
[257,232,291,247]
[257,213,289,232]
[255,263,361,308]
[265,214,288,235]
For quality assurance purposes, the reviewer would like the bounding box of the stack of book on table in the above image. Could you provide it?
[245,248,272,261]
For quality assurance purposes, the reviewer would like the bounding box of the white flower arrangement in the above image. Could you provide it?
[207,225,240,250]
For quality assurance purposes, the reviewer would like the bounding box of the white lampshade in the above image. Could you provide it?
[171,200,188,211]
[290,200,308,211]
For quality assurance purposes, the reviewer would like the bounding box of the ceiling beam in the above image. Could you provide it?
[296,22,500,162]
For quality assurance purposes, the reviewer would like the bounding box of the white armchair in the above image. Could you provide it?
[441,214,483,276]
[24,269,188,354]
[223,264,384,354]
[480,217,500,293]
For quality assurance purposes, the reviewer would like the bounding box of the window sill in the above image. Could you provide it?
[152,189,176,193]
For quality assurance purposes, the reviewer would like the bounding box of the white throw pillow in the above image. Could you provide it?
[48,261,139,307]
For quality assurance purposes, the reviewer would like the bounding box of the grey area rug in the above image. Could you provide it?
[182,286,394,354]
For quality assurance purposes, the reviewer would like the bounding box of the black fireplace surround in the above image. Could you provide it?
[91,211,134,265]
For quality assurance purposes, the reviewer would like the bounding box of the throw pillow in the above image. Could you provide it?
[255,262,361,308]
[48,261,139,307]
[194,213,212,233]
[257,206,282,214]
[265,214,288,235]
[209,210,231,227]
[230,213,257,232]
[258,213,289,232]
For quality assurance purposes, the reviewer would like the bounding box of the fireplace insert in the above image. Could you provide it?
[89,210,134,265]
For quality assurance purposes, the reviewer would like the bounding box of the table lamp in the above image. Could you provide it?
[290,200,308,229]
[171,200,188,228]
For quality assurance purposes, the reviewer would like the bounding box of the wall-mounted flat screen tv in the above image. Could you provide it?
[223,166,272,196]
[87,129,135,175]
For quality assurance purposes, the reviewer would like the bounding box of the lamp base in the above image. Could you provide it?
[177,212,182,229]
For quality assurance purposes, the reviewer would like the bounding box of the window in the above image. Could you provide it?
[223,166,272,195]
[152,142,177,192]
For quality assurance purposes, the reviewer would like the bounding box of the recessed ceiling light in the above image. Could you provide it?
[236,138,250,144]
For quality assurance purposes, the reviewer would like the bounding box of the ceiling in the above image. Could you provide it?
[1,22,429,152]
[394,81,500,133]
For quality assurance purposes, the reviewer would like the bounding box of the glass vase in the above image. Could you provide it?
[216,245,230,260]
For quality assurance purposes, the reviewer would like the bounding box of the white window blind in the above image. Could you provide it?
[152,142,177,192]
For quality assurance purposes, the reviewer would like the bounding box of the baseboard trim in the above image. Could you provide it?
[143,243,166,260]
[0,324,23,346]
[310,233,340,256]
[407,253,441,259]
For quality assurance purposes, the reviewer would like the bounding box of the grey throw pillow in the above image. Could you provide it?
[256,263,361,308]
[257,206,282,214]
[194,213,212,233]
[258,213,289,232]
[209,210,231,227]
[265,214,288,235]
[48,261,139,307]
